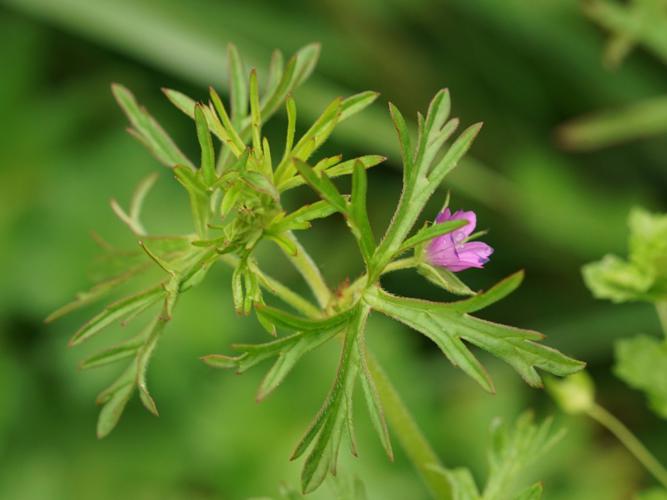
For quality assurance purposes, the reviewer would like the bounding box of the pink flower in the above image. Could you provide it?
[426,208,493,272]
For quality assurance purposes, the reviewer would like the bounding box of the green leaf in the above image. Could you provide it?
[515,483,544,500]
[614,334,667,419]
[227,43,248,130]
[429,466,480,500]
[415,88,452,169]
[282,96,297,164]
[350,160,376,263]
[629,208,667,284]
[545,371,595,415]
[130,172,159,223]
[399,219,468,254]
[292,97,342,162]
[111,83,192,168]
[204,320,347,400]
[293,307,368,494]
[45,264,148,323]
[279,155,385,191]
[583,207,667,303]
[447,271,524,313]
[364,287,584,390]
[95,364,137,438]
[582,254,654,303]
[209,87,246,154]
[173,165,210,237]
[416,263,476,296]
[637,488,667,500]
[262,49,284,107]
[340,90,380,121]
[249,69,262,153]
[430,412,561,500]
[194,104,216,187]
[135,316,165,416]
[97,381,134,439]
[253,43,319,126]
[293,160,347,213]
[428,122,483,188]
[357,337,393,459]
[80,338,144,370]
[388,102,413,181]
[268,200,338,233]
[69,286,164,346]
[482,413,563,499]
[255,304,353,333]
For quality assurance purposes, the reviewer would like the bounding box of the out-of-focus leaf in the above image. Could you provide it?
[111,83,193,168]
[431,412,562,500]
[583,254,654,303]
[615,334,667,419]
[637,488,667,500]
[436,467,480,500]
[194,104,216,187]
[584,0,667,65]
[515,483,544,500]
[583,207,667,303]
[558,94,667,151]
[227,43,248,130]
[545,371,596,416]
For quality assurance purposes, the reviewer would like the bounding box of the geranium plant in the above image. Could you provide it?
[47,44,585,496]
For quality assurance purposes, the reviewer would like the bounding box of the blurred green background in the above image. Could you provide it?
[1,0,666,498]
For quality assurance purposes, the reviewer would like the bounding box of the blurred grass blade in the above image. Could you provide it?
[227,43,248,130]
[557,94,667,150]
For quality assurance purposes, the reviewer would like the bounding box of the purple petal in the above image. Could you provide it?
[435,208,477,238]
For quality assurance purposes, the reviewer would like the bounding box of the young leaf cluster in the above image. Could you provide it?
[583,207,667,303]
[431,412,564,500]
[47,43,378,439]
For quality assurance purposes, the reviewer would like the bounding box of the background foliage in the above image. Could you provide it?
[0,0,666,498]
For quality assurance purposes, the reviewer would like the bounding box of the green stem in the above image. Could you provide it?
[656,301,667,339]
[367,354,452,500]
[383,256,418,273]
[283,231,331,309]
[344,256,418,301]
[586,403,667,489]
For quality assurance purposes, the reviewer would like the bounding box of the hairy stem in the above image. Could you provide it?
[587,403,667,489]
[367,354,452,500]
[283,231,331,309]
